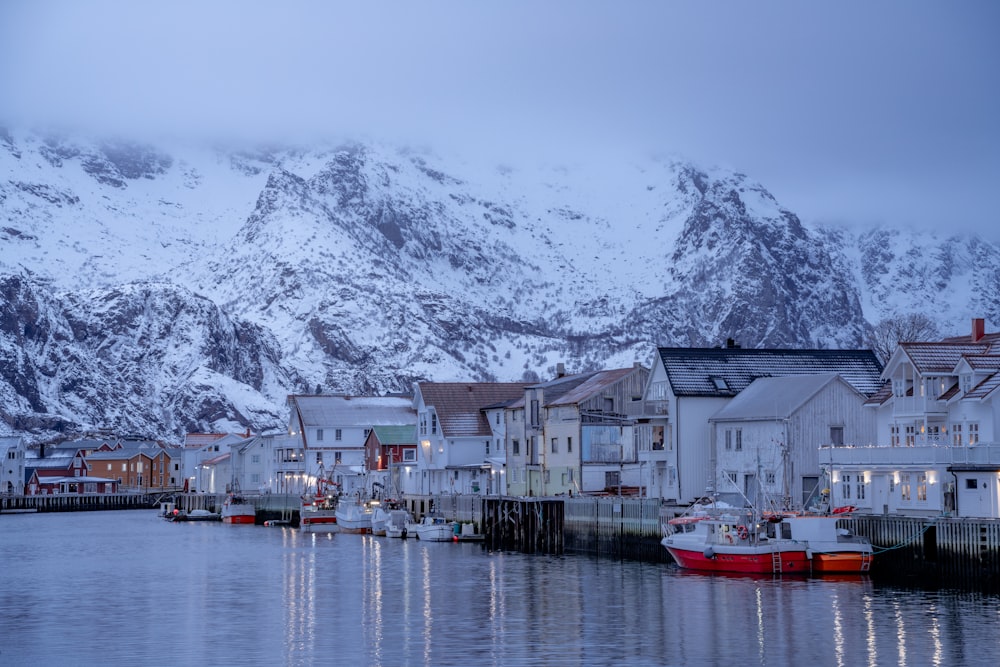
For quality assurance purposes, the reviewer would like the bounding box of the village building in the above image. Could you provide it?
[412,382,530,496]
[24,443,91,495]
[1,436,26,495]
[228,431,302,495]
[287,394,415,497]
[183,432,250,493]
[638,343,884,505]
[85,440,176,492]
[709,373,876,509]
[824,318,1000,518]
[506,365,650,496]
[363,425,417,498]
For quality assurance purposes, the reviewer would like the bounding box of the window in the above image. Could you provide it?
[830,426,844,447]
[606,471,620,488]
[765,472,775,485]
[486,439,490,455]
[335,429,342,441]
[551,438,558,454]
[316,428,324,442]
[890,425,900,447]
[900,473,911,501]
[512,439,520,455]
[969,423,980,445]
[735,429,742,451]
[403,449,416,462]
[251,454,261,464]
[567,436,572,453]
[315,452,322,464]
[905,426,915,447]
[917,473,927,501]
[725,471,737,485]
[841,474,851,499]
[952,424,963,446]
[725,430,732,451]
[530,400,539,427]
[251,473,260,484]
[966,478,978,490]
[856,478,866,500]
[107,463,112,471]
[495,412,500,425]
[335,452,342,464]
[431,413,437,434]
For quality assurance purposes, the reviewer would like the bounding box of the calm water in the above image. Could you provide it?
[2,511,999,666]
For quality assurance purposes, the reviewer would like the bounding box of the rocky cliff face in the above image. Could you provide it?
[1,129,996,442]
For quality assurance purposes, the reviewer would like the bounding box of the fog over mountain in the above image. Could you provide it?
[1,129,997,443]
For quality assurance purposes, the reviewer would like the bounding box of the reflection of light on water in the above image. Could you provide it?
[892,598,906,666]
[864,592,877,667]
[365,537,384,664]
[489,560,500,658]
[927,602,943,666]
[422,546,432,666]
[755,585,766,664]
[832,590,845,667]
[283,528,319,654]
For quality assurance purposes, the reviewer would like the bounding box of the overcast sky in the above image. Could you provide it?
[1,2,997,237]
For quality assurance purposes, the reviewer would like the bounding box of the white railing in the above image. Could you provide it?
[820,443,1000,467]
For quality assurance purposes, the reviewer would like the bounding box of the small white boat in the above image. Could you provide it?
[170,509,221,522]
[409,515,455,542]
[385,509,414,539]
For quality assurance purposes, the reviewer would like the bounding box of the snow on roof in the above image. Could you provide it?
[548,367,639,407]
[901,342,993,374]
[709,373,851,421]
[292,395,415,428]
[417,383,532,438]
[656,347,884,397]
[965,373,1000,401]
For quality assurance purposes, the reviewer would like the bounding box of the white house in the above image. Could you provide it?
[412,382,529,496]
[638,343,884,504]
[709,373,876,509]
[0,436,26,495]
[506,365,649,496]
[824,318,1000,518]
[287,394,415,497]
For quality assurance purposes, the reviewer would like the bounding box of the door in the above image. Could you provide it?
[744,474,757,507]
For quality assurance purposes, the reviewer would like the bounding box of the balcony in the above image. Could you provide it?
[891,396,949,418]
[820,443,1000,468]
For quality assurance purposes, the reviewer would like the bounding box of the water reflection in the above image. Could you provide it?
[1,511,999,666]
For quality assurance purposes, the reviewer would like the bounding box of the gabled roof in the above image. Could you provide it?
[656,347,884,397]
[23,454,77,470]
[863,380,892,406]
[709,373,856,421]
[371,425,417,445]
[291,395,415,428]
[960,354,1000,371]
[899,342,993,375]
[547,367,640,407]
[201,451,231,466]
[417,383,532,438]
[964,373,1000,400]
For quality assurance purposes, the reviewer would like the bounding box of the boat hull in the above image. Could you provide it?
[811,552,872,574]
[664,542,810,574]
[221,503,256,525]
[300,512,338,533]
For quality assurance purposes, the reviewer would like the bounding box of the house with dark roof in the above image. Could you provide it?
[825,318,1000,518]
[85,440,177,492]
[412,382,531,496]
[639,343,883,505]
[709,373,875,510]
[363,425,417,498]
[505,365,650,496]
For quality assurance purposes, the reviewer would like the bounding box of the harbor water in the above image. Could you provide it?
[2,510,999,666]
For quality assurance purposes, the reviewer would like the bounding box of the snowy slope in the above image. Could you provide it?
[1,127,997,443]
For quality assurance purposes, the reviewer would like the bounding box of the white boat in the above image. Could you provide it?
[170,508,221,522]
[385,509,414,538]
[409,515,455,542]
[370,503,391,536]
[336,500,374,534]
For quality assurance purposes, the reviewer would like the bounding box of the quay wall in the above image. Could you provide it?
[1,493,154,513]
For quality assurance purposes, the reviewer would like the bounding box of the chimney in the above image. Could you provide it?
[39,443,45,458]
[556,362,566,378]
[725,338,740,349]
[973,318,985,342]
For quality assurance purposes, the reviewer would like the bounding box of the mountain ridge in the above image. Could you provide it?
[1,128,996,443]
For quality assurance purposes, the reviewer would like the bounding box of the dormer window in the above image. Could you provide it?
[961,374,973,393]
[710,376,728,392]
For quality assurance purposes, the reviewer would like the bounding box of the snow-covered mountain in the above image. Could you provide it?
[2,128,997,443]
